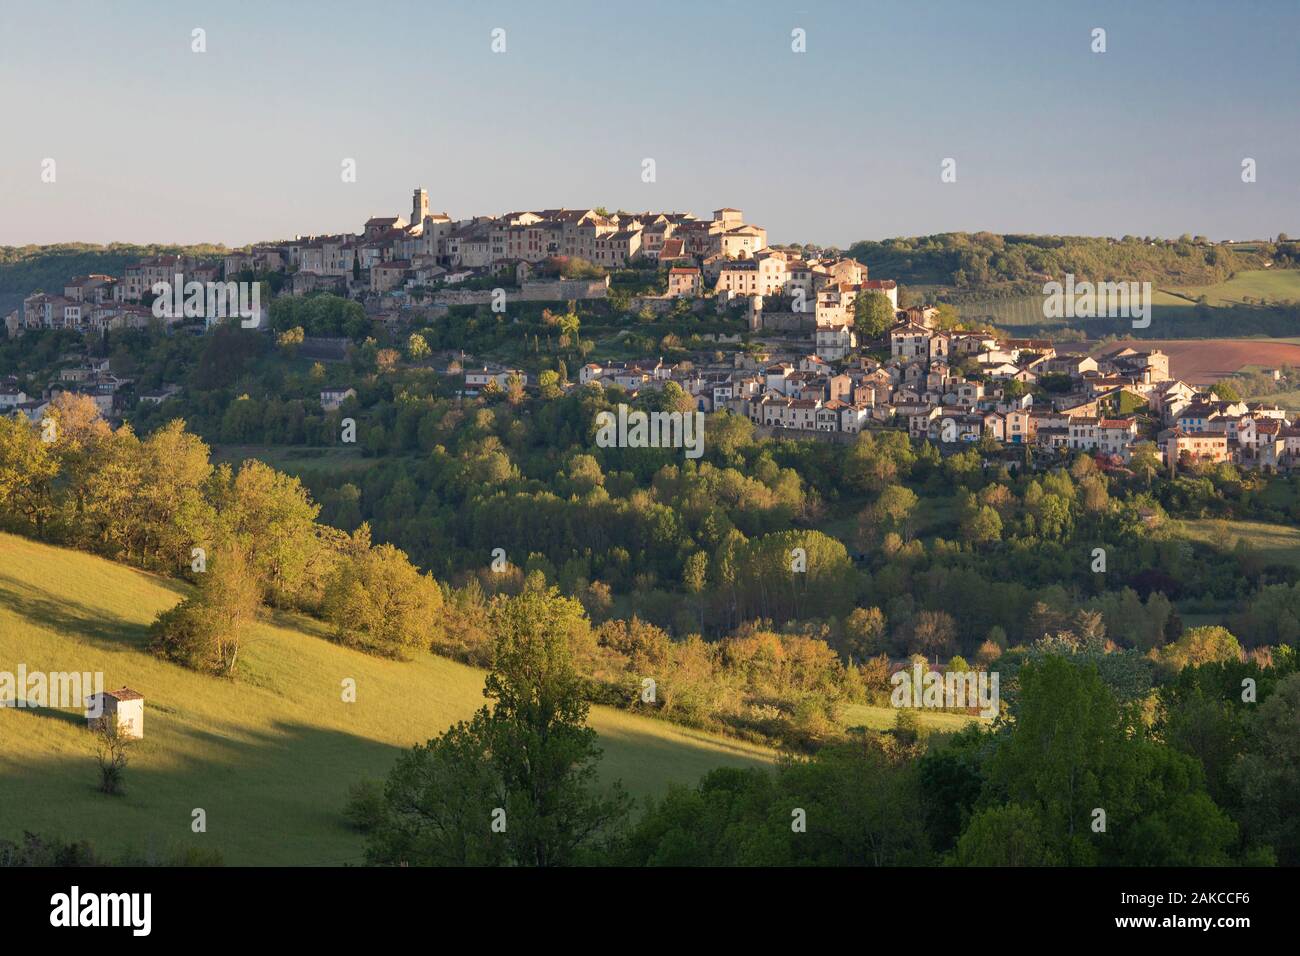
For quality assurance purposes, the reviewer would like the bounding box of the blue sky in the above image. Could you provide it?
[1,0,1297,247]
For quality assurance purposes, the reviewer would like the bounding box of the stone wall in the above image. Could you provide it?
[432,278,609,307]
[759,310,816,332]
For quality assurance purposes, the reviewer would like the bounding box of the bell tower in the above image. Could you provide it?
[412,187,430,225]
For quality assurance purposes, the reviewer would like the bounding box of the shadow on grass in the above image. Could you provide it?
[0,570,179,652]
[0,719,411,866]
[1,704,86,728]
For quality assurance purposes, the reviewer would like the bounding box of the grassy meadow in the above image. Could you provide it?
[952,269,1300,333]
[1161,269,1300,307]
[0,532,774,865]
[1175,518,1300,568]
[840,701,976,733]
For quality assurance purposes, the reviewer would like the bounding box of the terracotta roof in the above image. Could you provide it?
[100,687,143,701]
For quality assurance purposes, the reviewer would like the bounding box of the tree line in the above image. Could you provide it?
[350,586,1300,867]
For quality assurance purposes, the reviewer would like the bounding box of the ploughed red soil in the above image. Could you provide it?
[1089,339,1300,385]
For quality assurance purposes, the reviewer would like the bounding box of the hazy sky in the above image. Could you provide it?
[2,0,1297,248]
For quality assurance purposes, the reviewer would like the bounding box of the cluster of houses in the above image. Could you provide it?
[0,352,141,422]
[3,193,774,337]
[3,190,862,337]
[580,313,1296,470]
[6,189,1296,471]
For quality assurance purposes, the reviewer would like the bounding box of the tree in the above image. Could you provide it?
[1128,442,1159,486]
[926,302,958,329]
[133,420,216,570]
[906,609,957,659]
[1237,582,1300,648]
[682,551,709,630]
[775,742,932,865]
[845,431,914,494]
[217,460,322,607]
[659,380,696,415]
[505,373,525,406]
[853,291,896,339]
[407,332,431,361]
[1211,380,1242,403]
[363,712,509,866]
[917,724,986,852]
[0,415,59,536]
[1233,672,1300,865]
[93,720,131,796]
[324,542,443,657]
[557,310,580,347]
[707,411,755,462]
[365,588,630,866]
[620,742,930,866]
[986,656,1236,865]
[482,588,631,865]
[860,485,918,544]
[1155,661,1256,809]
[725,529,858,625]
[841,606,888,661]
[47,391,112,521]
[277,326,305,356]
[619,768,776,865]
[960,504,1003,546]
[954,804,1054,865]
[1157,625,1242,673]
[75,425,143,558]
[987,657,1125,864]
[149,542,261,675]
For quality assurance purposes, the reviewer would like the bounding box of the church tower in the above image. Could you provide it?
[412,187,430,225]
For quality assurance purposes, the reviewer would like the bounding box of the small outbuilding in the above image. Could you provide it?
[86,687,145,739]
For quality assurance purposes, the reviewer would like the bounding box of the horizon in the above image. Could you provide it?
[1,216,1290,254]
[2,0,1298,247]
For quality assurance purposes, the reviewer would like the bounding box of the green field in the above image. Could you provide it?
[1253,390,1300,412]
[953,269,1300,330]
[1161,269,1300,307]
[1175,518,1300,567]
[841,702,978,733]
[0,533,773,865]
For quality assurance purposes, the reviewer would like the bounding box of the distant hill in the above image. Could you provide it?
[835,234,1300,339]
[0,532,772,865]
[844,232,1295,294]
[0,243,233,317]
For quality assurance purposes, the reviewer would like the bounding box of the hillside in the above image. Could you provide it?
[832,234,1300,340]
[845,233,1273,290]
[0,242,232,317]
[0,533,773,865]
[1176,518,1300,568]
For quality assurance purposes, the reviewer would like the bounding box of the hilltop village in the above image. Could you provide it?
[5,189,1291,470]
